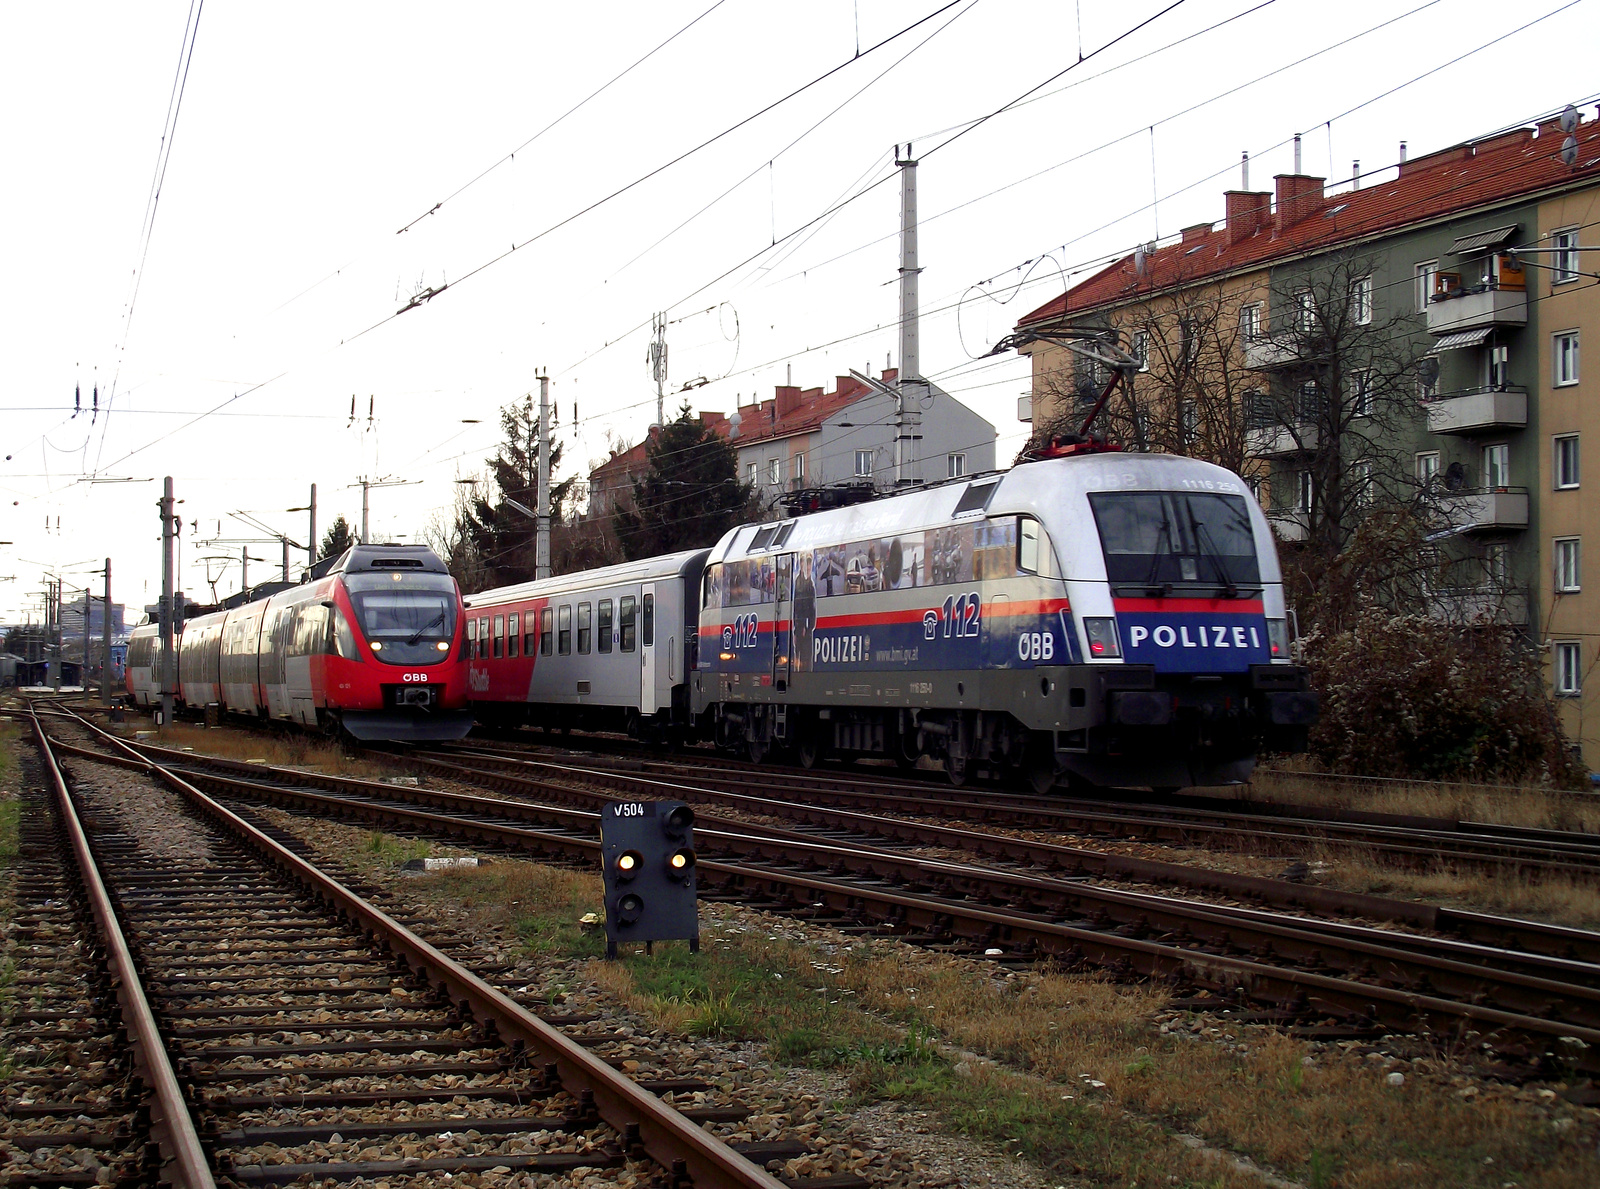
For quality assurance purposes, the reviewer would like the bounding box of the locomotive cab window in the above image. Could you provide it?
[507,613,519,658]
[558,605,572,655]
[642,593,654,647]
[342,570,459,665]
[620,596,637,652]
[1088,491,1261,591]
[703,566,721,611]
[577,603,592,653]
[598,599,614,652]
[492,615,505,659]
[540,608,553,656]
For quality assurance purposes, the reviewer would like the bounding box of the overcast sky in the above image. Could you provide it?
[3,0,1597,621]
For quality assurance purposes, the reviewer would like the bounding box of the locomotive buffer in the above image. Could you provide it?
[599,800,699,960]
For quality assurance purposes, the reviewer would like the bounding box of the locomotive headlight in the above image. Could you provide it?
[1083,617,1122,659]
[435,640,450,651]
[371,641,383,652]
[1266,618,1290,660]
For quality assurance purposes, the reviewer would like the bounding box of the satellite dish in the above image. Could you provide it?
[1562,135,1579,168]
[1560,104,1580,134]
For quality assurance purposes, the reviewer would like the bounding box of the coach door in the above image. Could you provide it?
[640,583,658,715]
[772,553,793,691]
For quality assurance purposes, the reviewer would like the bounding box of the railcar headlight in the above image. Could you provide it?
[1083,617,1122,659]
[436,640,450,651]
[370,641,383,652]
[1267,618,1290,660]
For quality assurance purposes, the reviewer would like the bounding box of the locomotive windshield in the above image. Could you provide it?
[1088,491,1260,591]
[345,571,459,664]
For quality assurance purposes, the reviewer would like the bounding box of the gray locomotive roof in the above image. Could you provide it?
[464,548,711,609]
[707,453,1252,563]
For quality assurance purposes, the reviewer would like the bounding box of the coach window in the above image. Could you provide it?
[620,595,637,652]
[478,617,489,659]
[466,617,477,656]
[598,599,614,652]
[540,608,553,656]
[492,615,505,659]
[558,604,573,655]
[507,613,519,658]
[642,593,655,647]
[578,602,592,653]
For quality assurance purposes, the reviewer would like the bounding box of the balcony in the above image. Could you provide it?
[1267,510,1309,542]
[1437,487,1529,532]
[1245,422,1319,459]
[1242,334,1305,371]
[1426,588,1529,626]
[1425,284,1527,336]
[1423,386,1528,435]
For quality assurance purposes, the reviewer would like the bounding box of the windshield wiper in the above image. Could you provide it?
[405,610,447,645]
[1190,517,1240,598]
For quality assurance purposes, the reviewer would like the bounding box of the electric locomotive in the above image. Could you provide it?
[695,451,1316,790]
[126,543,473,741]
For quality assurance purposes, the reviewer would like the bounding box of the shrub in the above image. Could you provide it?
[1299,609,1583,785]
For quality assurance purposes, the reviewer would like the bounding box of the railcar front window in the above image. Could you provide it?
[1088,491,1260,591]
[344,572,459,664]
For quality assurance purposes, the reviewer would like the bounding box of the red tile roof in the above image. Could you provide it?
[1019,111,1600,327]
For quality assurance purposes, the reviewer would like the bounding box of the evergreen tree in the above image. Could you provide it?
[453,395,573,589]
[614,403,752,560]
[319,515,355,561]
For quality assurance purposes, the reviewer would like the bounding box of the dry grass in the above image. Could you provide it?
[1243,768,1600,835]
[121,721,389,780]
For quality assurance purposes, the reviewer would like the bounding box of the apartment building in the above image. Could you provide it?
[1016,107,1600,769]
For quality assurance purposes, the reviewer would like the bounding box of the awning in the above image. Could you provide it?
[1449,224,1519,254]
[1427,327,1494,355]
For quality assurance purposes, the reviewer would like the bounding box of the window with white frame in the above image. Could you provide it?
[1416,451,1440,485]
[1296,470,1314,513]
[1294,289,1317,333]
[1484,343,1509,390]
[1415,260,1439,312]
[1355,459,1374,507]
[1555,641,1582,696]
[1484,541,1512,588]
[1553,227,1580,285]
[1352,275,1373,325]
[1555,331,1581,386]
[767,457,781,486]
[947,452,967,478]
[792,452,805,483]
[1556,537,1582,592]
[1131,329,1150,372]
[854,449,873,477]
[1239,303,1262,342]
[1180,401,1199,445]
[746,461,757,483]
[1483,443,1510,489]
[1555,435,1580,489]
[1352,370,1374,417]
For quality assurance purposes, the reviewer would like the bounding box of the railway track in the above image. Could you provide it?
[438,737,1600,881]
[52,710,1600,1081]
[12,706,856,1189]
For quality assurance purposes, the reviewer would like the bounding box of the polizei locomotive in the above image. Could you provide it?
[464,451,1316,791]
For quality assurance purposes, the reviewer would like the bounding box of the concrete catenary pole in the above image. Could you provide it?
[159,476,177,726]
[241,546,249,595]
[308,484,318,568]
[102,558,112,706]
[281,537,290,583]
[361,479,370,546]
[81,584,92,691]
[536,372,551,581]
[895,142,923,486]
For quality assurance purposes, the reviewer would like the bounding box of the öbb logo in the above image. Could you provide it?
[402,672,431,682]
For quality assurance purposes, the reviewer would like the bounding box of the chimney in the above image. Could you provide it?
[1241,151,1249,190]
[1224,190,1272,245]
[1273,174,1325,234]
[1293,133,1302,174]
[1180,223,1213,245]
[1399,140,1408,163]
[1352,160,1361,190]
[774,384,802,418]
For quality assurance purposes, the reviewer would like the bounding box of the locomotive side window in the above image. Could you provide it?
[507,613,519,658]
[540,608,553,656]
[577,603,592,653]
[1018,518,1041,574]
[492,615,505,659]
[558,605,572,655]
[642,594,654,647]
[620,596,637,652]
[598,599,614,652]
[703,565,721,611]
